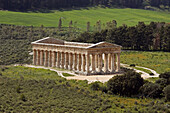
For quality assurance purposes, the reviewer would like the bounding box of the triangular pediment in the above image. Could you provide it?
[88,42,121,48]
[32,37,64,45]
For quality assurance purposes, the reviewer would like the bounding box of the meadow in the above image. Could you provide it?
[121,51,170,74]
[0,66,169,112]
[0,7,170,30]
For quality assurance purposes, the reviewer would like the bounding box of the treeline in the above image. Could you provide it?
[0,0,169,11]
[75,22,170,51]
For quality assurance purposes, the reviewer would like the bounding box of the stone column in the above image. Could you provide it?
[48,51,52,67]
[91,54,96,73]
[33,49,37,65]
[40,50,44,66]
[73,53,77,71]
[111,53,115,73]
[98,53,103,73]
[78,54,82,71]
[104,53,109,73]
[117,53,120,72]
[95,54,98,68]
[86,54,90,74]
[44,51,48,67]
[109,54,112,71]
[69,53,73,70]
[65,52,69,69]
[82,54,86,72]
[37,50,40,65]
[114,54,117,71]
[57,51,61,68]
[52,51,56,67]
[61,52,65,69]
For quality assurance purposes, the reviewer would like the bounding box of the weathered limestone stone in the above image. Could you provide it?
[104,53,109,73]
[82,54,86,72]
[33,49,37,65]
[65,52,69,69]
[45,51,48,67]
[52,51,56,67]
[49,51,52,67]
[40,50,44,66]
[37,50,40,65]
[32,37,122,75]
[61,52,65,69]
[57,52,61,68]
[74,53,77,71]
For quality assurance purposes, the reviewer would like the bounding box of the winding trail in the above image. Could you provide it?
[21,64,159,83]
[120,63,159,79]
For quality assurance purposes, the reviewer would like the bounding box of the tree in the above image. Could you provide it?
[87,22,90,32]
[107,70,144,96]
[58,17,62,31]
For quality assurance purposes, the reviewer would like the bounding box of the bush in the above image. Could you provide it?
[155,78,168,88]
[130,64,136,67]
[0,72,2,76]
[107,70,144,96]
[140,82,162,98]
[90,81,102,91]
[149,73,154,76]
[159,72,170,85]
[163,85,170,101]
[20,94,27,102]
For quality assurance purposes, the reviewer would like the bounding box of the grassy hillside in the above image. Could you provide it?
[0,66,169,112]
[0,7,170,30]
[121,51,170,74]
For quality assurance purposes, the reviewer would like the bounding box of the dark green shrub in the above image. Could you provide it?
[0,72,2,76]
[130,64,136,67]
[20,94,27,102]
[159,72,170,85]
[16,86,21,93]
[90,81,101,91]
[155,78,168,88]
[163,85,170,101]
[149,73,154,76]
[107,70,144,96]
[140,83,162,98]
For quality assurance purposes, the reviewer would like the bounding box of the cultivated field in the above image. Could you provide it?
[121,51,170,74]
[0,7,170,30]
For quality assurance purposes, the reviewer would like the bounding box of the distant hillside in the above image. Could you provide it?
[0,8,170,30]
[0,0,169,11]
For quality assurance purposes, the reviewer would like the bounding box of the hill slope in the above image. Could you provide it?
[0,8,170,30]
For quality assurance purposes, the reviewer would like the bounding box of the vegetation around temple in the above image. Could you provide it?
[0,66,169,112]
[120,51,170,74]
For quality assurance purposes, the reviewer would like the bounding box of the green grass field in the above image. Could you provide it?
[121,51,170,74]
[0,7,170,30]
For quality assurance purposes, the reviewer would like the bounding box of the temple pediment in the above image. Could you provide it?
[32,37,64,45]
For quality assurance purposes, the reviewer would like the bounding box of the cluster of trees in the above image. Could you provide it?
[91,70,170,101]
[0,0,169,11]
[76,22,170,51]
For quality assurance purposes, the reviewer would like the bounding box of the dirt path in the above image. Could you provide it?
[120,63,159,79]
[22,64,159,83]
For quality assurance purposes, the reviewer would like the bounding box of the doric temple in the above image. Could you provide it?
[31,37,122,75]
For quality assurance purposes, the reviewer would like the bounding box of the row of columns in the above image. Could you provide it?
[33,49,120,75]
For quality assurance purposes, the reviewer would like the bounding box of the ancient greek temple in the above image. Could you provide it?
[31,37,121,75]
